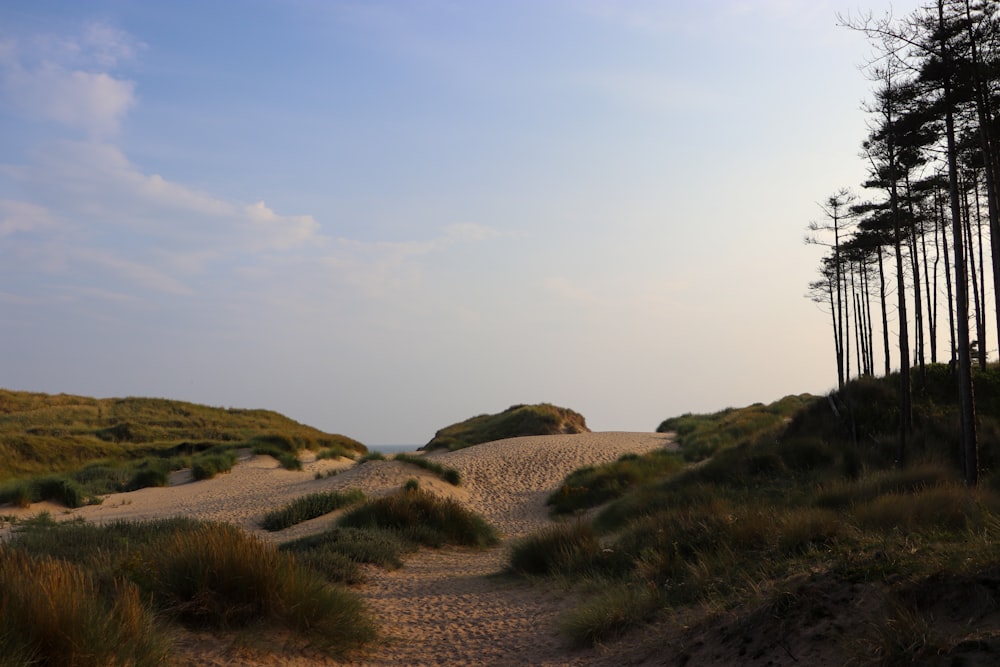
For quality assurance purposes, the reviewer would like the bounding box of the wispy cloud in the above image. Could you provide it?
[0,21,141,137]
[0,22,504,309]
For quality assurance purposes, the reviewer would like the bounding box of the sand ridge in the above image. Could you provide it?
[2,431,676,665]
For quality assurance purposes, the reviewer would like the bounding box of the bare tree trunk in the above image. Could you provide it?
[878,247,892,374]
[922,204,938,363]
[906,175,926,378]
[940,0,978,487]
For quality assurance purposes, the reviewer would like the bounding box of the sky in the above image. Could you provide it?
[0,0,928,445]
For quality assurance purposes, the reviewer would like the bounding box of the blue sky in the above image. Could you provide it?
[1,1,925,444]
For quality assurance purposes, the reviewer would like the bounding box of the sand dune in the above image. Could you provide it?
[2,431,675,666]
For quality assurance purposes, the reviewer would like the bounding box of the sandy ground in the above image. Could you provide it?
[1,432,676,666]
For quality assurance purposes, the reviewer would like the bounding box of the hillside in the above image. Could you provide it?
[422,403,589,451]
[0,389,365,481]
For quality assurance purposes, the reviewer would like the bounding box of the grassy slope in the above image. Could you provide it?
[0,389,366,481]
[423,403,589,451]
[516,365,1000,665]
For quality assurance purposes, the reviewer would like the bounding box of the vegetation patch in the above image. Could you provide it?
[5,518,375,660]
[657,394,813,462]
[280,527,415,584]
[261,489,366,531]
[513,370,1000,659]
[339,488,499,548]
[423,403,589,451]
[0,389,366,482]
[0,547,168,667]
[547,449,684,515]
[393,453,462,485]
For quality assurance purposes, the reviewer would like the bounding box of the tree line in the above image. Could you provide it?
[806,0,1000,486]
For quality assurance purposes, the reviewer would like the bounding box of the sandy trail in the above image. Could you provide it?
[2,432,675,666]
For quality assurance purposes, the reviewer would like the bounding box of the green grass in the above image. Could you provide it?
[280,527,416,584]
[657,393,813,462]
[339,488,499,548]
[5,517,376,659]
[547,450,684,515]
[0,389,367,482]
[423,403,588,451]
[190,449,239,480]
[261,489,366,531]
[513,368,1000,656]
[393,453,462,485]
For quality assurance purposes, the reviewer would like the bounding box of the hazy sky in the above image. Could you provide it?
[1,1,926,445]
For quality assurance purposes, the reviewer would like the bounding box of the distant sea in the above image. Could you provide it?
[369,444,422,455]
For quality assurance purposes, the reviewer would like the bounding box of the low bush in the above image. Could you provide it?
[339,489,499,548]
[261,489,366,531]
[358,451,386,463]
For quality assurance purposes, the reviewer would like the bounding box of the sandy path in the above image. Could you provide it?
[1,432,675,666]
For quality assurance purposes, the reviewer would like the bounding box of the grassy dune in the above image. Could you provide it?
[515,365,1000,664]
[0,389,366,506]
[423,403,589,451]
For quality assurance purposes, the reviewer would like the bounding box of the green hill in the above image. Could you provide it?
[422,403,589,451]
[0,389,365,481]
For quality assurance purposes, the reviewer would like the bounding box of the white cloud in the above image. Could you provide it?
[0,22,139,137]
[2,62,135,136]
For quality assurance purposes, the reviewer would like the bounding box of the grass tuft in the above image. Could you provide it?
[339,488,499,548]
[0,547,169,667]
[261,489,366,531]
[393,453,462,485]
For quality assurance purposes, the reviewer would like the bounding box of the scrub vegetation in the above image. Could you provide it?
[513,369,1000,665]
[2,517,376,662]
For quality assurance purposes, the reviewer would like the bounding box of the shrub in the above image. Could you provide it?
[339,489,499,548]
[0,548,168,667]
[261,489,366,531]
[358,451,386,463]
